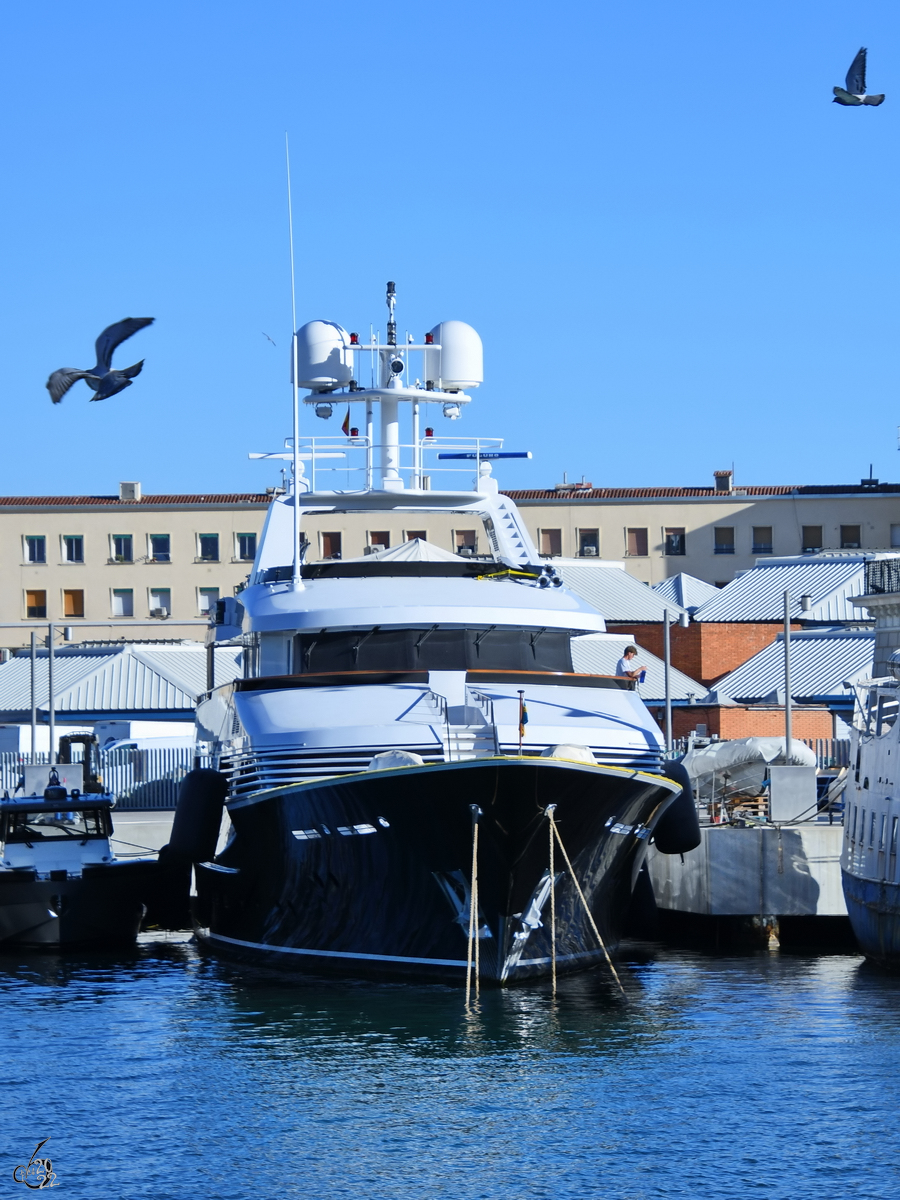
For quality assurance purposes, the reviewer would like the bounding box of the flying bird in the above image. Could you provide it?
[833,47,885,106]
[46,317,155,404]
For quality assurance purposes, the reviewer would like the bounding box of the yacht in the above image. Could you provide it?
[842,665,900,965]
[184,283,700,983]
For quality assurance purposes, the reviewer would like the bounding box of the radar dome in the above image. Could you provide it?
[424,321,483,392]
[293,320,354,391]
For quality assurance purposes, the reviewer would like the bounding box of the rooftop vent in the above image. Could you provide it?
[554,473,593,493]
[119,481,142,502]
[714,470,733,494]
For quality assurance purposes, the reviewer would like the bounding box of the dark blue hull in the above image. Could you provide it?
[195,757,681,984]
[842,869,900,967]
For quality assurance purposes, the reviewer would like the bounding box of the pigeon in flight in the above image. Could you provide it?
[46,317,155,404]
[833,47,885,106]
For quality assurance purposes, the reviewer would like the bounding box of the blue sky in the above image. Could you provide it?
[2,1,899,495]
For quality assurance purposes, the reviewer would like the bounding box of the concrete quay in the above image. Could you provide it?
[645,822,851,948]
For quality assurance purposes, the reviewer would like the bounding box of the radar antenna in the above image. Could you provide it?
[386,281,397,346]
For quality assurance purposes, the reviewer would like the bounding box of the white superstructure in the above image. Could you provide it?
[200,283,665,792]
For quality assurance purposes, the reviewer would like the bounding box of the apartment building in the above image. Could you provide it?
[0,483,271,647]
[292,471,900,587]
[502,472,900,586]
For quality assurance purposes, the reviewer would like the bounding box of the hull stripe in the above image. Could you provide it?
[207,931,469,967]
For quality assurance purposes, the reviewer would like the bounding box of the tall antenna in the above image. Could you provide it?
[286,133,303,592]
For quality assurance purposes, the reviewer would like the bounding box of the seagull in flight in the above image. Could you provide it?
[46,317,155,404]
[834,47,885,106]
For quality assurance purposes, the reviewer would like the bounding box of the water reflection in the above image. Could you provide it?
[1,940,898,1200]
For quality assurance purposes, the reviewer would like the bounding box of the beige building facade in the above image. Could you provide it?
[296,472,900,586]
[0,484,271,648]
[2,473,898,650]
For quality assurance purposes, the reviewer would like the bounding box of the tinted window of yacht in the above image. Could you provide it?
[293,627,574,674]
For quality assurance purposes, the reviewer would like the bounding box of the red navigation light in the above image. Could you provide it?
[425,427,434,438]
[350,427,359,437]
[349,332,359,344]
[424,332,434,344]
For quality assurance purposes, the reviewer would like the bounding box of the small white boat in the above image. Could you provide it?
[0,769,159,949]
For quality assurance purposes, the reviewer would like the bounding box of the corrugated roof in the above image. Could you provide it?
[0,645,242,719]
[0,493,270,507]
[571,634,705,703]
[556,561,689,623]
[713,629,874,703]
[653,573,720,613]
[692,554,885,623]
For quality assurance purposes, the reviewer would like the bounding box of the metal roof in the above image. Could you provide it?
[691,553,895,623]
[0,645,242,720]
[555,561,688,623]
[712,628,874,704]
[571,634,705,703]
[653,573,720,613]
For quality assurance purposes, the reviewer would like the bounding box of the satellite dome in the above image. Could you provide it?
[293,320,354,391]
[424,321,483,392]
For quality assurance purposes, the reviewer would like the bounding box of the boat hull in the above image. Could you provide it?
[842,869,900,967]
[0,860,159,950]
[195,757,680,983]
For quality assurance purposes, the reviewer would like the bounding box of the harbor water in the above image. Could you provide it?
[3,941,898,1199]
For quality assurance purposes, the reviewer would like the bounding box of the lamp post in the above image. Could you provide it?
[783,590,812,763]
[663,608,691,754]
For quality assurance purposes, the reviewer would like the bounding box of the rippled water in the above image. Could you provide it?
[2,940,899,1199]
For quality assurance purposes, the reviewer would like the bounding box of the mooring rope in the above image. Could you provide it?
[546,803,558,997]
[544,805,626,997]
[465,804,483,1006]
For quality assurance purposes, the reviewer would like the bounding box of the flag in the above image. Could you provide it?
[518,694,529,738]
[341,407,351,436]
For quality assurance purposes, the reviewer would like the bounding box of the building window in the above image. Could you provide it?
[198,534,219,562]
[626,528,648,557]
[752,526,773,555]
[198,587,219,614]
[578,529,599,557]
[369,531,390,549]
[841,525,861,549]
[63,536,84,563]
[25,536,45,564]
[149,534,170,563]
[664,528,685,556]
[714,527,735,555]
[112,535,133,563]
[406,530,427,542]
[539,529,561,557]
[320,532,341,560]
[455,530,478,555]
[149,588,171,617]
[111,589,133,618]
[802,525,822,553]
[237,533,257,561]
[63,589,84,618]
[26,590,46,618]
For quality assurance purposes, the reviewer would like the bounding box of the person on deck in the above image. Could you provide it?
[615,645,645,681]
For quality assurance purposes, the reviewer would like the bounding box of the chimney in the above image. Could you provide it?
[714,470,733,495]
[119,481,142,502]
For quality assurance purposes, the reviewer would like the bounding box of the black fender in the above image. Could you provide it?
[167,768,228,864]
[653,761,702,854]
[144,769,228,930]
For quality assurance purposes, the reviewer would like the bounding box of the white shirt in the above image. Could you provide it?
[616,656,639,677]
